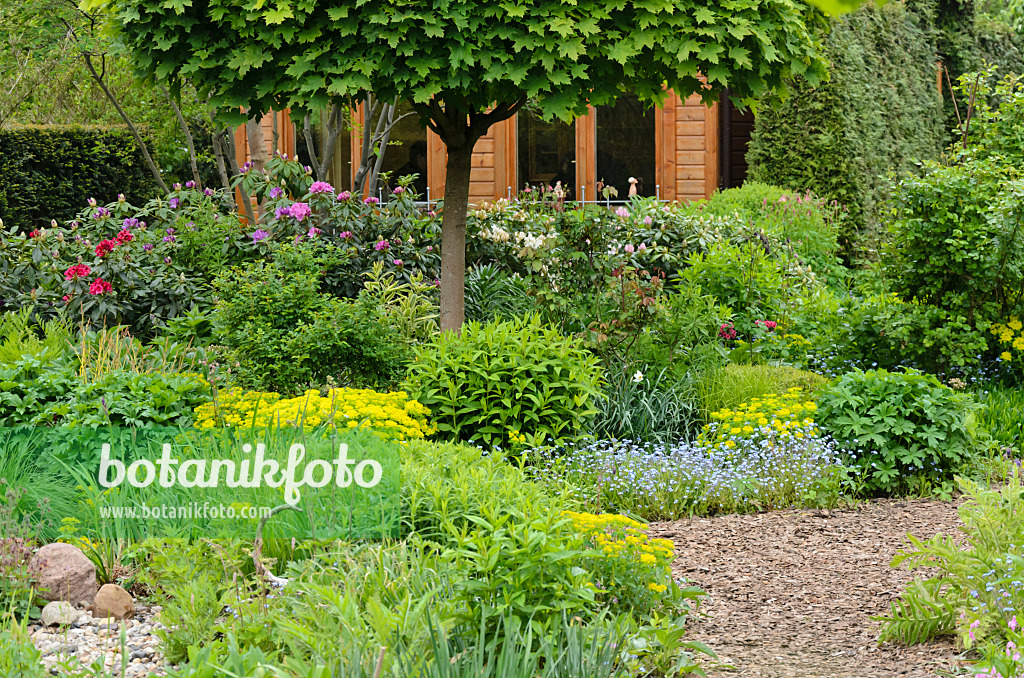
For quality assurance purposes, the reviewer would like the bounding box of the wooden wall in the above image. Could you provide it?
[238,92,722,204]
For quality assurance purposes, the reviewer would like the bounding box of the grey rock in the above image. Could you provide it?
[40,601,78,627]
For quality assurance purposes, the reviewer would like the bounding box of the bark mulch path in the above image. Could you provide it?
[649,498,969,677]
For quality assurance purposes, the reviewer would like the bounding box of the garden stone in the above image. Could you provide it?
[91,584,135,620]
[29,543,96,605]
[40,601,78,627]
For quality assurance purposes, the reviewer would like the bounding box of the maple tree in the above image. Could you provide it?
[106,0,829,330]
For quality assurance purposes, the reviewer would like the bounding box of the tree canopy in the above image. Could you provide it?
[106,0,829,329]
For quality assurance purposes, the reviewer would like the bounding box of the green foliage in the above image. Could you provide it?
[590,368,703,444]
[747,1,946,248]
[701,183,845,278]
[877,473,1024,652]
[679,241,789,339]
[840,294,991,374]
[816,368,981,495]
[212,260,411,394]
[112,0,827,128]
[403,315,603,450]
[464,264,533,324]
[976,387,1024,450]
[0,125,157,232]
[884,161,1024,328]
[0,616,45,678]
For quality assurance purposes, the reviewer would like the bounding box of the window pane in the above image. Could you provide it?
[379,100,429,199]
[517,110,576,199]
[596,95,656,199]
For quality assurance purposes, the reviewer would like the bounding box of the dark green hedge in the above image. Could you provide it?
[746,2,946,252]
[0,126,157,232]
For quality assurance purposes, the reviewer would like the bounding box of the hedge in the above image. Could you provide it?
[746,1,946,253]
[0,126,157,232]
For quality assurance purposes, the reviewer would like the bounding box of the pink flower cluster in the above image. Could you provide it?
[64,264,92,280]
[755,319,778,332]
[88,278,112,295]
[94,228,135,258]
[374,239,390,251]
[309,181,334,194]
[719,323,737,340]
[274,202,312,222]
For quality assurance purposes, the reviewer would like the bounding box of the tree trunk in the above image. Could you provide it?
[439,143,473,332]
[246,114,270,174]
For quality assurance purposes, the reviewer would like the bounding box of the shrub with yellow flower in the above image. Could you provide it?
[701,387,818,451]
[992,317,1024,365]
[563,510,692,616]
[193,387,435,441]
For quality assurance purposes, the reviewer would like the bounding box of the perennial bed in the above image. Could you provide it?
[651,497,965,677]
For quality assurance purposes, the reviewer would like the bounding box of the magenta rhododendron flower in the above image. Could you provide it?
[88,278,112,295]
[274,206,290,220]
[270,186,284,199]
[168,198,180,209]
[393,259,403,266]
[307,226,321,237]
[123,218,139,229]
[64,264,91,280]
[95,239,117,257]
[93,207,111,219]
[337,191,352,201]
[374,240,390,251]
[339,231,353,239]
[289,202,312,221]
[185,180,196,189]
[143,243,154,251]
[309,181,334,194]
[393,186,405,195]
[252,229,270,243]
[364,197,380,205]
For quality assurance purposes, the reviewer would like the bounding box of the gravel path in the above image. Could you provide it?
[32,605,171,676]
[650,498,968,677]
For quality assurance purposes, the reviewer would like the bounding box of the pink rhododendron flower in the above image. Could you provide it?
[374,240,390,251]
[289,202,312,221]
[309,181,334,194]
[337,191,352,201]
[64,264,91,280]
[88,278,112,295]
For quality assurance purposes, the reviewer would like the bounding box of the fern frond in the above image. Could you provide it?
[874,578,960,646]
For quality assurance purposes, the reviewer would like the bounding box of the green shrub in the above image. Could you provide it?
[0,125,156,233]
[679,241,789,340]
[838,294,991,374]
[746,2,945,248]
[884,161,1024,328]
[212,260,410,394]
[816,368,981,495]
[403,315,602,450]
